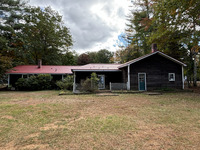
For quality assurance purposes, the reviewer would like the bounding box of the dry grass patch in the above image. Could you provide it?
[0,91,200,149]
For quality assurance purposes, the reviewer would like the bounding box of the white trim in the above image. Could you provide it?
[168,73,175,81]
[8,74,10,86]
[119,51,186,68]
[98,75,105,89]
[73,72,76,93]
[127,65,130,90]
[182,66,184,89]
[72,70,121,72]
[138,73,147,91]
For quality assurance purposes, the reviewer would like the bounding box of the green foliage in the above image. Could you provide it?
[124,0,200,86]
[21,6,73,65]
[56,75,74,90]
[0,54,12,81]
[60,51,77,65]
[90,72,99,90]
[0,0,26,80]
[95,49,114,63]
[81,73,99,92]
[15,74,52,90]
[80,49,113,64]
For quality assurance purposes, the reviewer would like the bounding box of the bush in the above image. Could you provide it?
[15,74,52,90]
[56,75,74,90]
[81,73,99,92]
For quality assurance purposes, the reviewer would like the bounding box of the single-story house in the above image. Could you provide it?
[6,47,186,91]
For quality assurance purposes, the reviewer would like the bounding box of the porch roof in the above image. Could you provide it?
[71,64,121,72]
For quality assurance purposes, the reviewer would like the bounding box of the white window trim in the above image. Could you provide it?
[169,73,175,81]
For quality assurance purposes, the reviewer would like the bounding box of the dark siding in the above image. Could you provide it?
[75,71,123,89]
[10,74,22,86]
[51,75,63,81]
[129,54,183,90]
[121,67,128,83]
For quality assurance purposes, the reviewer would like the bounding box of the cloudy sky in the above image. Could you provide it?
[29,0,132,53]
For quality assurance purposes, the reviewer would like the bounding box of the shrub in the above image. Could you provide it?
[56,75,74,90]
[81,73,99,92]
[15,74,52,90]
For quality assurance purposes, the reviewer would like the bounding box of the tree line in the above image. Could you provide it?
[0,0,114,82]
[1,0,200,86]
[116,0,200,86]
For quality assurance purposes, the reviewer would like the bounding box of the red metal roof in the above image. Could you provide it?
[7,65,80,74]
[71,64,121,71]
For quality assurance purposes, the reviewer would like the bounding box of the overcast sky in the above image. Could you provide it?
[29,0,132,53]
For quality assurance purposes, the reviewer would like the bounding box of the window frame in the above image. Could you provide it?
[168,73,175,81]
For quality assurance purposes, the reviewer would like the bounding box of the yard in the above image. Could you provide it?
[0,91,200,150]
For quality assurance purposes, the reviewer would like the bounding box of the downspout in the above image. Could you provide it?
[127,65,130,90]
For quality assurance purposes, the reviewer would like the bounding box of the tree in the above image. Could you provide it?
[0,0,26,81]
[77,53,90,65]
[149,0,200,86]
[22,6,73,65]
[87,51,97,63]
[60,50,77,65]
[115,45,142,63]
[95,49,114,63]
[125,0,200,86]
[125,0,153,56]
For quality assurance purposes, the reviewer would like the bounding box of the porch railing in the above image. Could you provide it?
[109,82,128,90]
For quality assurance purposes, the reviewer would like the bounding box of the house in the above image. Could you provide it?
[71,63,123,90]
[118,50,186,91]
[6,46,186,91]
[6,60,79,87]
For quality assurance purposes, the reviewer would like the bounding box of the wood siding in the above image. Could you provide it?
[129,54,183,90]
[75,71,123,89]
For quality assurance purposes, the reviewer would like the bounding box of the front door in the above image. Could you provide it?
[138,73,146,91]
[98,75,105,89]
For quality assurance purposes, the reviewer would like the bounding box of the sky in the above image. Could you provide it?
[29,0,132,53]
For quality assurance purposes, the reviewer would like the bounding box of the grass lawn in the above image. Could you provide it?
[0,91,200,150]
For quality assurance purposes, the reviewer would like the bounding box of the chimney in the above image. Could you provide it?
[151,43,157,53]
[38,59,42,68]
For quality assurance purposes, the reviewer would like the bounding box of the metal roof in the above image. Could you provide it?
[72,64,121,72]
[118,51,187,68]
[6,65,80,74]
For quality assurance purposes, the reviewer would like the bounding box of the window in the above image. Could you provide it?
[169,73,175,81]
[22,74,28,78]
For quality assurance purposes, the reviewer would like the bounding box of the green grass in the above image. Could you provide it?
[0,91,200,149]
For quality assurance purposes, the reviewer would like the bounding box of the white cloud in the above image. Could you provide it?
[29,0,132,53]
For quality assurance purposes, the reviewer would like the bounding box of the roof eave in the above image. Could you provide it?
[72,69,121,72]
[118,51,187,68]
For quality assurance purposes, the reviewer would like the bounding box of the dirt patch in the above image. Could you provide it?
[21,144,49,150]
[40,123,66,131]
[1,115,14,120]
[25,133,40,139]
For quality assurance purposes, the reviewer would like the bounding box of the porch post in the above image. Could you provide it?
[73,72,76,93]
[8,74,10,86]
[182,66,184,89]
[127,64,130,90]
